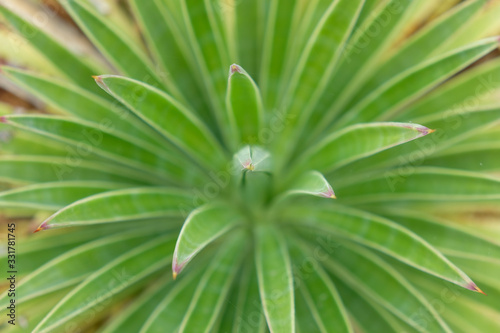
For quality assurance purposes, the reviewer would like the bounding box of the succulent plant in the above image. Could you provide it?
[1,0,500,332]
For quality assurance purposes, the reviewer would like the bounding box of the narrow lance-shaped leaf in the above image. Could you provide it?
[177,231,246,333]
[140,264,207,333]
[34,188,195,232]
[274,0,365,163]
[172,204,244,278]
[297,122,434,174]
[0,230,159,307]
[288,237,352,333]
[128,0,210,116]
[283,170,336,199]
[255,224,295,333]
[32,234,177,333]
[319,241,452,333]
[95,75,227,171]
[283,203,485,294]
[0,181,124,210]
[0,156,148,185]
[59,0,164,90]
[335,37,499,128]
[226,64,264,146]
[1,115,189,184]
[350,0,488,105]
[0,5,104,96]
[338,167,500,204]
[2,67,166,150]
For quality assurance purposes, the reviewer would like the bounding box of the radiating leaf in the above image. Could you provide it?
[351,0,487,104]
[297,122,433,174]
[99,278,174,333]
[226,64,264,146]
[37,188,195,231]
[172,203,244,278]
[0,229,162,307]
[283,203,481,292]
[2,115,194,184]
[0,5,103,96]
[2,67,165,150]
[176,231,246,332]
[32,234,176,333]
[255,224,295,333]
[318,241,452,332]
[0,181,123,210]
[335,37,499,127]
[59,0,164,89]
[276,0,365,159]
[95,75,227,171]
[288,237,352,333]
[340,167,500,203]
[0,156,146,185]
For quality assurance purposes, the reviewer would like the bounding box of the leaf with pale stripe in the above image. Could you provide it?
[255,224,295,333]
[172,203,244,278]
[37,188,195,231]
[283,203,482,293]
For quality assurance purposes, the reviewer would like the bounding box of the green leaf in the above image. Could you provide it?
[176,232,246,332]
[95,75,227,170]
[259,0,298,111]
[99,279,174,333]
[2,115,193,184]
[283,203,480,292]
[335,37,499,128]
[288,237,352,333]
[140,264,207,333]
[380,210,500,263]
[226,64,264,146]
[297,122,434,174]
[0,181,123,210]
[229,257,267,333]
[350,0,487,105]
[180,0,228,120]
[2,67,165,150]
[0,156,146,185]
[322,242,452,333]
[255,224,295,333]
[172,203,244,278]
[306,0,416,134]
[0,5,103,96]
[0,229,160,307]
[334,107,500,181]
[276,0,365,158]
[128,0,211,120]
[283,170,336,199]
[37,188,195,231]
[339,167,500,203]
[398,57,500,121]
[32,233,177,333]
[59,0,164,89]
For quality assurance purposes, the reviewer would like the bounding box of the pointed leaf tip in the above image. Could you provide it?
[33,221,49,233]
[319,187,337,199]
[0,116,7,123]
[93,75,109,92]
[467,282,487,295]
[230,64,242,74]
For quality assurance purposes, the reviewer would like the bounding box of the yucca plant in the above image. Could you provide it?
[1,0,500,332]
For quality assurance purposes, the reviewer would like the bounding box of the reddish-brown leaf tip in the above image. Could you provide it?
[33,221,49,233]
[467,282,487,295]
[93,75,110,92]
[319,187,337,199]
[0,116,7,123]
[230,64,242,74]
